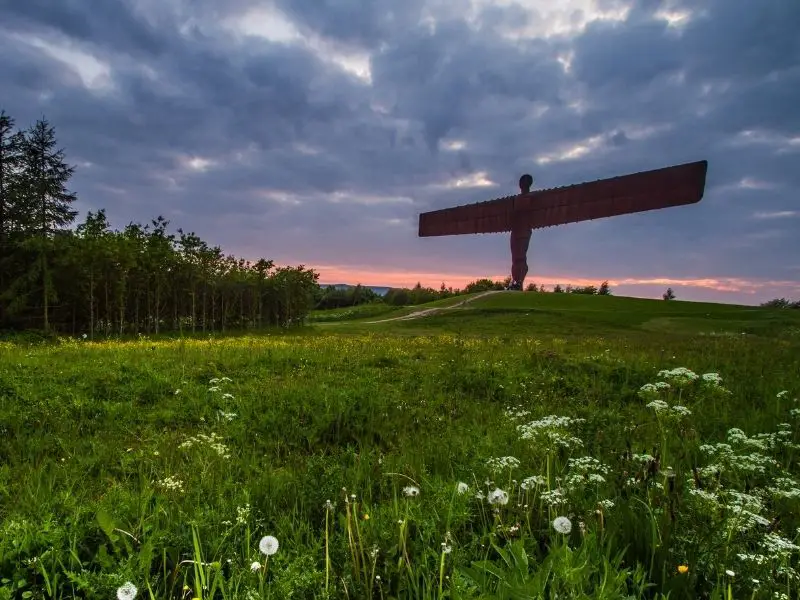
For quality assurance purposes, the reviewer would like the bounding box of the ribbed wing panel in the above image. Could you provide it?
[418,160,708,237]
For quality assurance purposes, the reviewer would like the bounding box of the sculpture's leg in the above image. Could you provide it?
[510,227,532,290]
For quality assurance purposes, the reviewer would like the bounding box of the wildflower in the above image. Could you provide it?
[725,569,735,577]
[250,561,261,572]
[217,410,237,422]
[520,475,546,490]
[598,499,615,511]
[403,485,420,498]
[363,513,370,520]
[486,456,521,472]
[540,488,566,506]
[646,400,670,413]
[236,504,251,524]
[488,488,509,505]
[155,475,184,493]
[552,516,572,535]
[117,582,137,600]
[702,372,723,385]
[441,542,452,554]
[259,535,279,556]
[678,565,689,574]
[457,482,469,494]
[657,367,699,384]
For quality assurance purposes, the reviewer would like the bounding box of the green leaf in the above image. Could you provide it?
[96,508,116,540]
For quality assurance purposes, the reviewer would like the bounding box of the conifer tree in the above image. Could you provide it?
[19,117,78,330]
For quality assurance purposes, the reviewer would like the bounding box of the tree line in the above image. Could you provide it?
[0,109,319,337]
[314,278,615,311]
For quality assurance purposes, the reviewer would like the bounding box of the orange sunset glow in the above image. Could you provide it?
[312,264,800,305]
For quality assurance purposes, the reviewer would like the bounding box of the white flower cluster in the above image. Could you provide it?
[155,475,185,493]
[638,381,671,396]
[657,367,699,384]
[218,410,237,422]
[503,404,531,421]
[646,399,692,418]
[640,368,730,403]
[564,456,611,490]
[517,415,585,450]
[485,456,521,472]
[768,477,800,499]
[520,475,547,490]
[763,532,799,558]
[236,503,251,525]
[540,488,567,507]
[208,377,237,419]
[179,432,231,459]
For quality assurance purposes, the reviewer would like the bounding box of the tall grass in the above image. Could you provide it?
[1,295,799,598]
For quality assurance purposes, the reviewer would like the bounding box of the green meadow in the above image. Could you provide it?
[2,291,800,599]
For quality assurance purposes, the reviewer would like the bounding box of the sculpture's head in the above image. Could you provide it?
[519,174,533,193]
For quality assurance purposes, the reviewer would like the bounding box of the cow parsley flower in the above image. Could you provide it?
[646,400,669,413]
[553,516,572,534]
[486,456,520,472]
[520,475,546,490]
[259,535,279,556]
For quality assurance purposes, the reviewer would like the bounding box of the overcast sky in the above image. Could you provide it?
[2,0,798,304]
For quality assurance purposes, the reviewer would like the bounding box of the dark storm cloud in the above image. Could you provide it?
[1,0,798,301]
[3,0,166,58]
[270,0,428,49]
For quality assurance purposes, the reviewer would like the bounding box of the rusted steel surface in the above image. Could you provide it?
[418,160,708,237]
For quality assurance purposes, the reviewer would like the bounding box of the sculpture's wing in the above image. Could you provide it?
[418,160,708,237]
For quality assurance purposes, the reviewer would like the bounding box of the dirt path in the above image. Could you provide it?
[364,290,505,324]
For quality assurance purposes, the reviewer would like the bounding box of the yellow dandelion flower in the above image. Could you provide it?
[363,514,370,520]
[678,565,689,574]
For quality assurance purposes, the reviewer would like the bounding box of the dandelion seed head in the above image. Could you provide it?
[488,488,509,505]
[552,516,572,534]
[457,482,469,494]
[117,582,137,600]
[403,485,420,498]
[250,561,261,572]
[259,535,279,556]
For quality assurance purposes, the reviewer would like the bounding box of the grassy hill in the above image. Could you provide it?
[1,292,799,599]
[321,290,800,339]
